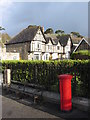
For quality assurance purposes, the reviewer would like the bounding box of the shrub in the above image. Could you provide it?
[1,60,90,97]
[71,50,90,60]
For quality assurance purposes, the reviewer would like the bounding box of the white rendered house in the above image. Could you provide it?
[5,25,73,60]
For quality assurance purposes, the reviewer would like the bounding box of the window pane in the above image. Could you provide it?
[37,43,41,49]
[34,54,39,60]
[46,54,48,60]
[48,45,52,50]
[57,46,59,50]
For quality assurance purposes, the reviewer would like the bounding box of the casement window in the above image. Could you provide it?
[57,46,60,50]
[37,43,41,49]
[13,56,17,60]
[34,54,39,60]
[46,54,48,60]
[48,45,52,50]
[66,46,70,51]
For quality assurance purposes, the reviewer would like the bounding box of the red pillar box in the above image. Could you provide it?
[58,74,73,111]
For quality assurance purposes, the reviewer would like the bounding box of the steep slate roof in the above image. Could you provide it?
[5,25,45,45]
[71,36,82,44]
[84,37,90,44]
[45,37,51,44]
[5,26,72,47]
[45,34,59,45]
[59,35,73,47]
[45,34,73,47]
[45,37,59,45]
[45,34,58,39]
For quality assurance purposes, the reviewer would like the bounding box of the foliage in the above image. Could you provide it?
[76,50,90,56]
[71,31,83,38]
[56,33,70,39]
[71,50,90,59]
[0,26,5,31]
[0,33,11,47]
[55,30,64,34]
[44,28,54,34]
[1,60,90,97]
[1,33,11,43]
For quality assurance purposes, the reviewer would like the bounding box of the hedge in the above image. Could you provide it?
[71,50,90,59]
[1,60,90,98]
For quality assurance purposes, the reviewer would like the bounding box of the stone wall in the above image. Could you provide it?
[6,42,30,60]
[0,45,19,60]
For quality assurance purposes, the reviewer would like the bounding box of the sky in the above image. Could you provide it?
[0,0,89,37]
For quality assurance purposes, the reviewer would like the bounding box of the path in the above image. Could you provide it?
[2,96,60,119]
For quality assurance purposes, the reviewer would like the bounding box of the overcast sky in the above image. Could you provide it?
[0,1,88,37]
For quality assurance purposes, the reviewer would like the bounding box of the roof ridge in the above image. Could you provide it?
[5,25,45,45]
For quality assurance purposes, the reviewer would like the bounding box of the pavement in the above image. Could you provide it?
[6,83,89,112]
[1,90,89,119]
[2,96,59,119]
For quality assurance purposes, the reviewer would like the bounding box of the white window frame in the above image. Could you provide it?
[13,56,17,60]
[46,54,48,60]
[34,54,39,60]
[48,45,52,50]
[37,42,41,50]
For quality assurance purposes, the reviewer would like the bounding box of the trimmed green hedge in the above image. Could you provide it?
[1,60,90,97]
[71,50,90,59]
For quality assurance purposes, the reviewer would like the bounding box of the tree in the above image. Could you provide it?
[0,26,5,31]
[56,33,69,39]
[61,30,64,34]
[71,32,83,38]
[71,32,78,35]
[1,33,11,43]
[55,29,64,34]
[55,30,61,34]
[0,33,11,48]
[44,28,54,34]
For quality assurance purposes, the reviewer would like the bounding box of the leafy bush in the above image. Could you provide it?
[1,60,90,97]
[71,50,90,59]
